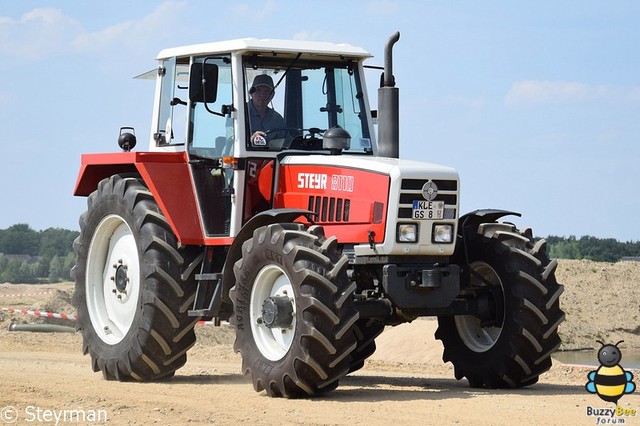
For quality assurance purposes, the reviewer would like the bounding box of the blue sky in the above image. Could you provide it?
[1,1,639,241]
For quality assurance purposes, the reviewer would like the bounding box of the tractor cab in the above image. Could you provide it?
[147,39,376,237]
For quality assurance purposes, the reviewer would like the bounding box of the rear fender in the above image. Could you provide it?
[73,152,205,245]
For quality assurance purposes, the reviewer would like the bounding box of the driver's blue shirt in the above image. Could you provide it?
[248,100,285,134]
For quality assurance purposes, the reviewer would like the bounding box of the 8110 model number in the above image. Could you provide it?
[412,200,444,220]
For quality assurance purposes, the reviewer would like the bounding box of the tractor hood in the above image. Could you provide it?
[278,154,460,257]
[279,155,459,182]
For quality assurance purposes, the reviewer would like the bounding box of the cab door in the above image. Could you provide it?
[187,55,234,237]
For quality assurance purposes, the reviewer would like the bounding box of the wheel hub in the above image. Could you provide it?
[261,296,294,329]
[455,261,504,353]
[109,259,131,302]
[114,264,128,293]
[249,264,296,361]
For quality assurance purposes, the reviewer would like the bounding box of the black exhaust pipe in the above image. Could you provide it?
[377,31,400,159]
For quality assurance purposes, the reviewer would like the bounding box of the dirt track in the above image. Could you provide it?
[0,328,604,425]
[0,260,639,425]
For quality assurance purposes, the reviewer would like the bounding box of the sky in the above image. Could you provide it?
[0,1,639,241]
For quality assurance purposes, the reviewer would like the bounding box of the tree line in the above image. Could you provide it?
[0,224,79,284]
[0,224,638,284]
[546,235,639,263]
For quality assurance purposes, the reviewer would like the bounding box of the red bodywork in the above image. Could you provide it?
[75,153,389,247]
[273,164,389,243]
[73,152,227,246]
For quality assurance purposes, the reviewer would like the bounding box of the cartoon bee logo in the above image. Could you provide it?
[586,340,636,404]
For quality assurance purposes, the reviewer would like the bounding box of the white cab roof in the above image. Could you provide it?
[156,38,372,60]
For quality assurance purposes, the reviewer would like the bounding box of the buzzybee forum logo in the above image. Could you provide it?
[585,340,636,403]
[584,340,637,422]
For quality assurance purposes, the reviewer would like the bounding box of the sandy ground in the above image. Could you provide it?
[0,259,638,425]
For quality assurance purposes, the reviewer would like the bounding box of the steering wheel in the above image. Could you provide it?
[284,127,326,150]
[256,127,301,150]
[264,127,303,139]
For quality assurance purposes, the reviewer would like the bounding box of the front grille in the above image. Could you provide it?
[398,179,457,219]
[308,196,350,222]
[401,179,458,191]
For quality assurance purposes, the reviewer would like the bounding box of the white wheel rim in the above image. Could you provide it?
[454,261,503,353]
[250,264,296,361]
[86,214,141,345]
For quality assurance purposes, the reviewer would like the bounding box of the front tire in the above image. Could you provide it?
[348,318,385,373]
[73,174,200,381]
[230,223,358,397]
[436,223,565,388]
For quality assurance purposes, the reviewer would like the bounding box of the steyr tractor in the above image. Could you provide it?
[72,32,564,397]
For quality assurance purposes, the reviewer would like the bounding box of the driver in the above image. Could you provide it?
[248,74,286,147]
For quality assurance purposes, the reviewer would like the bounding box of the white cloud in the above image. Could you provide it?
[72,1,187,54]
[506,80,640,107]
[0,2,186,61]
[506,80,588,106]
[0,8,82,59]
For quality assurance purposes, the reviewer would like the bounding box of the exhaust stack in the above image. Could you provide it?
[377,31,400,159]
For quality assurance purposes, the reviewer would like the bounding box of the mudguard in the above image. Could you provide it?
[458,209,521,228]
[220,208,314,304]
[73,152,206,245]
[453,208,522,268]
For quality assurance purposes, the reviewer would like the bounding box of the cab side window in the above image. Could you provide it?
[190,56,234,157]
[155,57,189,146]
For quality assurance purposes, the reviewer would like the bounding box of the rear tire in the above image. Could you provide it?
[230,223,358,397]
[73,174,200,381]
[436,223,564,388]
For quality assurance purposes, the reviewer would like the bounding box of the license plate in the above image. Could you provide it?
[412,200,444,220]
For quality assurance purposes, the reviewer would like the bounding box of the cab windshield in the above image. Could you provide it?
[244,56,373,153]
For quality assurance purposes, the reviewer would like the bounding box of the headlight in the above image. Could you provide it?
[397,223,418,243]
[432,224,453,243]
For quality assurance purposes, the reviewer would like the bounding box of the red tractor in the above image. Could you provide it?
[72,33,564,397]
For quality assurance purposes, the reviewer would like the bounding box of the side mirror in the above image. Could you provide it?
[189,62,218,104]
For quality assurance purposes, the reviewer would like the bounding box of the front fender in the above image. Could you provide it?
[458,209,521,228]
[453,208,522,267]
[220,208,314,304]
